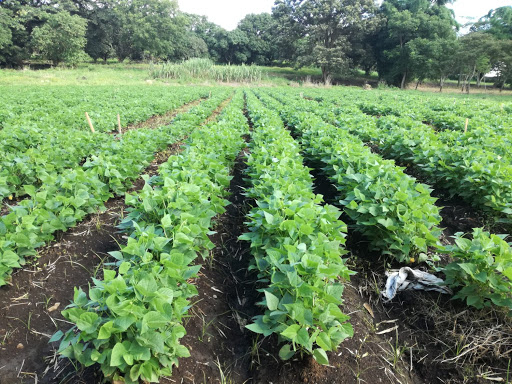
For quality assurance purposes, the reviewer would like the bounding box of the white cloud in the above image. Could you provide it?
[178,0,275,30]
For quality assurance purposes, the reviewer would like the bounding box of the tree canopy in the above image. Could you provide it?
[0,0,511,89]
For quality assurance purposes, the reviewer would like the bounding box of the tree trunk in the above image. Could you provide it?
[476,73,483,87]
[415,80,421,90]
[401,71,407,90]
[466,65,477,94]
[440,76,445,92]
[321,65,328,85]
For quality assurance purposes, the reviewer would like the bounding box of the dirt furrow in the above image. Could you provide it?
[169,144,257,384]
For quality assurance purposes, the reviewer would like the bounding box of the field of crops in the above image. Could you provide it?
[0,82,511,384]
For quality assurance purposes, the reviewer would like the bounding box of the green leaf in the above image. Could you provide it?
[98,321,115,340]
[296,327,311,348]
[264,291,280,311]
[264,211,275,225]
[119,262,131,275]
[76,312,99,334]
[458,263,477,277]
[110,342,127,367]
[377,218,394,229]
[141,311,168,333]
[246,317,273,336]
[313,348,329,365]
[278,344,295,360]
[281,324,300,341]
[316,332,332,351]
[49,330,64,343]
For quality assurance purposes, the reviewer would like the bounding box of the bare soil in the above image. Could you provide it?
[169,146,257,384]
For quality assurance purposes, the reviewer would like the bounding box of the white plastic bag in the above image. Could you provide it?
[383,267,452,301]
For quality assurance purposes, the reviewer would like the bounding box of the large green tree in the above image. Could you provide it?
[273,0,377,83]
[31,11,87,65]
[473,6,512,40]
[0,8,14,52]
[456,32,499,92]
[113,0,187,61]
[493,39,512,89]
[187,15,228,62]
[472,6,512,89]
[84,1,118,62]
[236,13,276,65]
[375,0,457,88]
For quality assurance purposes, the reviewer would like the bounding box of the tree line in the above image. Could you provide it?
[0,0,511,90]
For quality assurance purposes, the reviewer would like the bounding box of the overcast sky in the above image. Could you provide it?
[178,0,512,31]
[448,1,512,26]
[178,0,275,31]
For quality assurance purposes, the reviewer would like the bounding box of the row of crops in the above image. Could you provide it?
[279,88,512,220]
[257,88,512,310]
[0,86,212,201]
[1,85,511,383]
[0,86,229,285]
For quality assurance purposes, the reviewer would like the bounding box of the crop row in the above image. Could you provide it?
[262,89,512,312]
[308,86,512,134]
[0,88,208,201]
[241,91,353,365]
[0,85,212,133]
[257,91,442,263]
[306,88,512,164]
[273,88,512,222]
[52,91,249,383]
[0,91,230,286]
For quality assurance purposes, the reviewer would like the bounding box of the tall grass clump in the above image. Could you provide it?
[149,58,265,83]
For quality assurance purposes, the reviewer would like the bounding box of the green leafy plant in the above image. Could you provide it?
[52,91,249,382]
[441,228,512,312]
[0,90,230,286]
[241,92,353,365]
[257,90,442,263]
[288,86,512,222]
